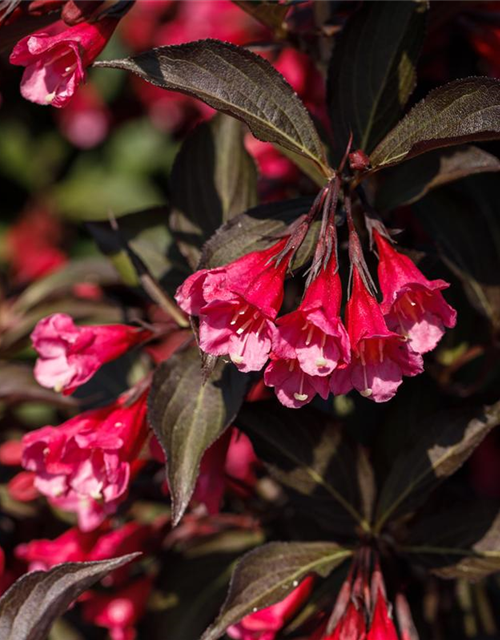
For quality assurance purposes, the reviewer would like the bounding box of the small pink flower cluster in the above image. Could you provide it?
[18,313,153,530]
[175,217,456,408]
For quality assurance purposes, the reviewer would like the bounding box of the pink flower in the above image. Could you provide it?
[10,18,117,107]
[32,313,151,394]
[7,471,39,502]
[16,526,101,570]
[264,356,330,409]
[272,257,350,378]
[57,83,110,148]
[21,390,149,530]
[83,577,153,640]
[6,207,67,284]
[331,268,423,403]
[374,231,457,354]
[175,239,292,372]
[16,521,152,577]
[367,589,399,640]
[327,602,367,640]
[227,576,313,640]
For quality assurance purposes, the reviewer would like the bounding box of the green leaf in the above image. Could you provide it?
[0,554,139,640]
[148,346,248,525]
[412,174,500,333]
[375,145,500,211]
[239,402,371,535]
[327,0,427,156]
[53,164,164,221]
[405,503,500,580]
[199,197,315,270]
[374,401,500,533]
[88,207,172,284]
[201,541,351,640]
[370,77,500,168]
[95,39,330,176]
[170,114,258,268]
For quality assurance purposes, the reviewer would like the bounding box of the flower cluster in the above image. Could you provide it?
[231,552,416,640]
[176,184,456,407]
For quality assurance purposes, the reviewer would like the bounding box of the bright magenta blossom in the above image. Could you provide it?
[264,355,330,409]
[10,18,117,107]
[367,588,399,640]
[32,313,150,394]
[175,239,291,372]
[16,521,152,573]
[272,256,350,378]
[83,576,153,640]
[21,390,149,531]
[326,601,367,639]
[331,268,423,403]
[227,576,313,640]
[374,231,457,354]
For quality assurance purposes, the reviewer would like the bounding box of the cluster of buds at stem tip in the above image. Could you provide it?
[319,549,416,640]
[176,177,456,407]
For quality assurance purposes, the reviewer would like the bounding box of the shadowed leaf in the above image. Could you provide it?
[370,78,500,168]
[88,207,172,284]
[95,40,329,175]
[201,541,351,640]
[170,114,258,268]
[376,145,500,211]
[0,554,139,640]
[412,174,500,334]
[327,0,427,157]
[148,346,248,525]
[239,402,371,535]
[374,401,500,532]
[405,503,500,580]
[199,197,316,270]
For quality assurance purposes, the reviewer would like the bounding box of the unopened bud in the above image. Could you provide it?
[349,149,371,171]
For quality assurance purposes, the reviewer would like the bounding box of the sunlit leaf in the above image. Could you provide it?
[148,346,248,525]
[0,554,139,640]
[201,541,351,640]
[376,145,500,210]
[370,78,500,168]
[95,40,329,176]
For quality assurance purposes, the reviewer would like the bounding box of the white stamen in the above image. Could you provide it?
[294,373,308,402]
[294,393,308,401]
[305,325,314,346]
[236,317,253,335]
[378,340,384,363]
[230,354,244,364]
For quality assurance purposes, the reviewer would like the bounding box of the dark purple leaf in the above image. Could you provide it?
[148,346,248,526]
[0,554,140,640]
[201,541,351,640]
[370,77,500,168]
[95,40,329,176]
[328,0,428,156]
